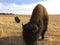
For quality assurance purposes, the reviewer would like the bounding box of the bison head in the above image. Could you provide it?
[22,23,39,34]
[22,23,39,44]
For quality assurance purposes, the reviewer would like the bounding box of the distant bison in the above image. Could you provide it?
[22,4,49,45]
[15,16,20,23]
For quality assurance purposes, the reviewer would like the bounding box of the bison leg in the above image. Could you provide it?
[41,26,47,40]
[41,16,48,40]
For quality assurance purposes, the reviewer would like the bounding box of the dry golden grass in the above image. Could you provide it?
[0,14,60,45]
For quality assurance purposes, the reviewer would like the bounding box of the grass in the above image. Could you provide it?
[0,15,60,45]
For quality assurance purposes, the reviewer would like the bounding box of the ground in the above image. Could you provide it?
[0,14,60,45]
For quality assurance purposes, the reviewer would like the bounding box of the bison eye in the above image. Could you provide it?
[33,29,38,33]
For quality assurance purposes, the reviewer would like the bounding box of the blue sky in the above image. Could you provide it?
[0,0,45,5]
[0,0,60,14]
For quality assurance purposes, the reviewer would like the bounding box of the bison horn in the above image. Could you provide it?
[33,24,39,33]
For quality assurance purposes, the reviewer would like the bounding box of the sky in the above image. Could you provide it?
[0,0,60,14]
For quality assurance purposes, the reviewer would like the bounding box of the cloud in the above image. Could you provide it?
[0,0,60,14]
[39,0,60,14]
[0,3,37,14]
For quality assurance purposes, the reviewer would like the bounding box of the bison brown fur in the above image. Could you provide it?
[30,4,49,40]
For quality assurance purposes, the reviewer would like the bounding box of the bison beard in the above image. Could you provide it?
[22,4,48,45]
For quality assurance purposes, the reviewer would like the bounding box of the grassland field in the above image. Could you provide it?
[0,14,60,45]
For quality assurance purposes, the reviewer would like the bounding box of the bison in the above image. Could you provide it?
[22,4,49,45]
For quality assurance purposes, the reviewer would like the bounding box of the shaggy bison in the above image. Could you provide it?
[15,16,20,23]
[22,4,49,45]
